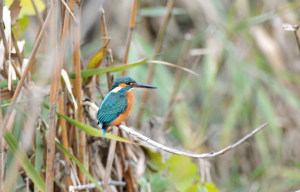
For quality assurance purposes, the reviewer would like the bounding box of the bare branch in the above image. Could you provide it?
[69,180,126,192]
[83,101,268,159]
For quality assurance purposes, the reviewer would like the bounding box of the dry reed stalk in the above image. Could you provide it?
[0,75,2,191]
[73,2,85,185]
[100,7,112,90]
[1,6,52,138]
[0,0,9,61]
[121,0,137,76]
[117,133,136,192]
[103,127,118,189]
[68,0,78,160]
[11,30,23,66]
[58,91,72,188]
[294,29,300,53]
[46,0,59,191]
[162,33,193,130]
[30,0,44,26]
[15,20,22,40]
[10,60,21,78]
[135,0,174,127]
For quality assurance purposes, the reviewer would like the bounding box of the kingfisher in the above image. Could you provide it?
[97,76,157,138]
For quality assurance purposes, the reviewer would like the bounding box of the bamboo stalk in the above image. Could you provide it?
[162,33,193,130]
[73,2,85,185]
[135,0,174,127]
[121,0,137,76]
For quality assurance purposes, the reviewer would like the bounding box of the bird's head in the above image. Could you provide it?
[111,76,157,93]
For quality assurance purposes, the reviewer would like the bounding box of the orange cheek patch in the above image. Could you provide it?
[119,83,127,88]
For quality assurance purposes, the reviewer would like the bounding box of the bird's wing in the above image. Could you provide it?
[97,92,128,127]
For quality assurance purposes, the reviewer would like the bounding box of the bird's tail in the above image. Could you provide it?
[102,128,106,138]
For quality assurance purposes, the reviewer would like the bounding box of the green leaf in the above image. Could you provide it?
[56,111,134,144]
[149,173,168,192]
[55,141,104,192]
[84,45,108,84]
[69,59,149,79]
[87,45,107,70]
[204,182,219,192]
[35,131,44,192]
[4,129,45,192]
[166,155,198,192]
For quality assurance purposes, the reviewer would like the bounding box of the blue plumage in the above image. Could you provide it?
[97,91,128,138]
[97,76,156,139]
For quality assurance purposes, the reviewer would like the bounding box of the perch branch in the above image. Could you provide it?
[83,101,268,159]
[68,180,126,192]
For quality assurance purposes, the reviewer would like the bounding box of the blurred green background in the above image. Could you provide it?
[4,0,300,191]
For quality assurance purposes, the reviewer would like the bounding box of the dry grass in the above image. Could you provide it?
[0,0,300,192]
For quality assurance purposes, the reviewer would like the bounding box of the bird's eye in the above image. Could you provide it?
[126,82,131,85]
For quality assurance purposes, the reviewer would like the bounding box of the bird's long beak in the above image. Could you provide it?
[132,82,157,89]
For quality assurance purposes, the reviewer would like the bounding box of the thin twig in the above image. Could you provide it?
[11,30,23,66]
[121,0,137,76]
[69,180,126,191]
[60,0,77,22]
[83,101,268,159]
[30,0,44,26]
[294,29,300,53]
[136,0,174,127]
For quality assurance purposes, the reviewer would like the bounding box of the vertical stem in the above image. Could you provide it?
[11,30,23,66]
[0,76,3,192]
[46,0,58,191]
[100,7,111,90]
[73,2,85,185]
[58,91,72,188]
[135,0,174,127]
[162,33,193,130]
[103,127,118,189]
[0,0,9,60]
[30,0,44,26]
[294,28,300,53]
[121,0,137,76]
[117,130,136,192]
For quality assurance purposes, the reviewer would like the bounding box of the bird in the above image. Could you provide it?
[97,76,157,138]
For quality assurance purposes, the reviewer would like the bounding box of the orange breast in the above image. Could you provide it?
[110,91,134,126]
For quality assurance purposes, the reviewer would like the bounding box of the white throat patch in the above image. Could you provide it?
[111,86,122,93]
